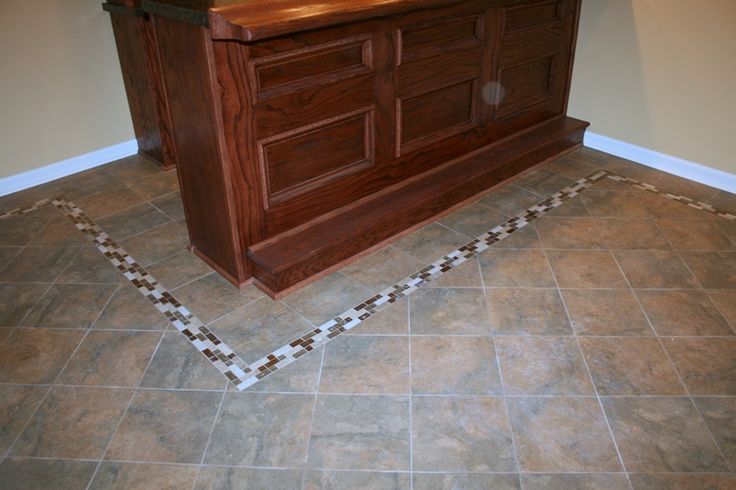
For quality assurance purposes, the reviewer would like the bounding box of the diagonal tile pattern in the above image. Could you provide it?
[0,150,735,488]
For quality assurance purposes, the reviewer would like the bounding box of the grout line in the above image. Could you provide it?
[407,296,414,488]
[300,344,327,487]
[194,382,230,490]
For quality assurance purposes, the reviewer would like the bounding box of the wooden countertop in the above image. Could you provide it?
[141,0,479,41]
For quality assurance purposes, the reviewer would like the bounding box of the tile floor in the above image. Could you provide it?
[0,148,735,489]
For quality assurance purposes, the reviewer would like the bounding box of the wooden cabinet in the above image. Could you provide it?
[132,0,587,296]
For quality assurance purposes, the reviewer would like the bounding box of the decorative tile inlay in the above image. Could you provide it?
[1,165,732,391]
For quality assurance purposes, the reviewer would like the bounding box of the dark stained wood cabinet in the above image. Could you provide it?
[103,0,178,169]
[131,0,587,296]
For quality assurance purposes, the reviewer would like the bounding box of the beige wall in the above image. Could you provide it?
[0,0,134,179]
[569,0,736,174]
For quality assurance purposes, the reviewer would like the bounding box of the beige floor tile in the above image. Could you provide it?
[479,250,555,287]
[544,196,590,218]
[514,169,573,196]
[12,386,132,459]
[97,203,171,241]
[490,225,542,249]
[580,190,653,218]
[319,335,409,394]
[438,202,507,237]
[0,283,50,326]
[708,289,736,329]
[628,474,736,490]
[635,189,716,220]
[106,390,222,463]
[346,298,408,335]
[245,345,324,394]
[602,396,728,472]
[0,246,78,283]
[708,190,736,213]
[146,250,212,290]
[412,396,515,471]
[597,218,671,250]
[89,462,198,490]
[535,218,607,249]
[0,385,48,454]
[411,336,501,395]
[127,170,180,200]
[521,473,629,490]
[120,221,189,266]
[543,153,603,179]
[304,470,410,490]
[413,473,520,490]
[75,183,146,220]
[680,251,736,288]
[341,246,424,292]
[56,247,122,284]
[637,290,732,336]
[496,337,594,395]
[174,273,264,324]
[547,250,628,288]
[0,213,52,246]
[508,397,621,472]
[485,288,572,335]
[307,395,410,470]
[104,155,161,182]
[579,337,685,395]
[614,250,700,288]
[0,328,85,384]
[424,256,483,288]
[22,283,117,328]
[58,330,162,386]
[28,216,88,246]
[663,337,736,395]
[410,288,492,335]
[196,467,303,489]
[0,247,20,270]
[479,184,541,215]
[393,223,468,262]
[204,392,313,467]
[282,272,370,326]
[693,397,736,471]
[151,191,185,220]
[651,173,720,202]
[657,219,735,251]
[0,458,97,490]
[94,283,170,330]
[561,289,653,336]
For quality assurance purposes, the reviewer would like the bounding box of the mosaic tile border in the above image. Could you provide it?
[1,167,733,390]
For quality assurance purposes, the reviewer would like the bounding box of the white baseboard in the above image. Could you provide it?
[0,139,139,197]
[584,131,736,194]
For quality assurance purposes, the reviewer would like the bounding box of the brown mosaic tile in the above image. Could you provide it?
[210,298,313,363]
[438,202,507,237]
[535,217,607,249]
[127,170,180,200]
[89,462,199,490]
[411,336,501,395]
[11,386,132,459]
[394,223,469,262]
[561,289,653,336]
[598,218,672,250]
[496,337,594,395]
[22,283,117,328]
[514,169,574,196]
[0,385,47,454]
[413,473,520,490]
[307,395,410,470]
[96,202,171,241]
[196,467,304,490]
[508,397,621,472]
[140,331,228,390]
[145,250,212,290]
[479,249,555,287]
[708,289,736,329]
[120,221,189,266]
[204,392,313,466]
[579,337,685,395]
[614,250,700,288]
[0,328,85,383]
[547,250,628,288]
[628,474,736,490]
[105,390,221,463]
[151,191,185,220]
[0,246,78,283]
[602,396,728,472]
[56,246,122,284]
[94,283,170,330]
[281,272,370,326]
[410,288,492,335]
[657,219,735,251]
[663,337,736,395]
[341,246,425,292]
[521,473,629,490]
[637,290,732,336]
[412,396,515,472]
[485,288,572,335]
[0,458,97,490]
[174,272,264,323]
[0,283,50,326]
[319,335,409,394]
[57,330,162,386]
[75,183,146,220]
[304,470,410,490]
[680,251,736,288]
[694,397,736,471]
[479,184,541,215]
[581,190,653,218]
